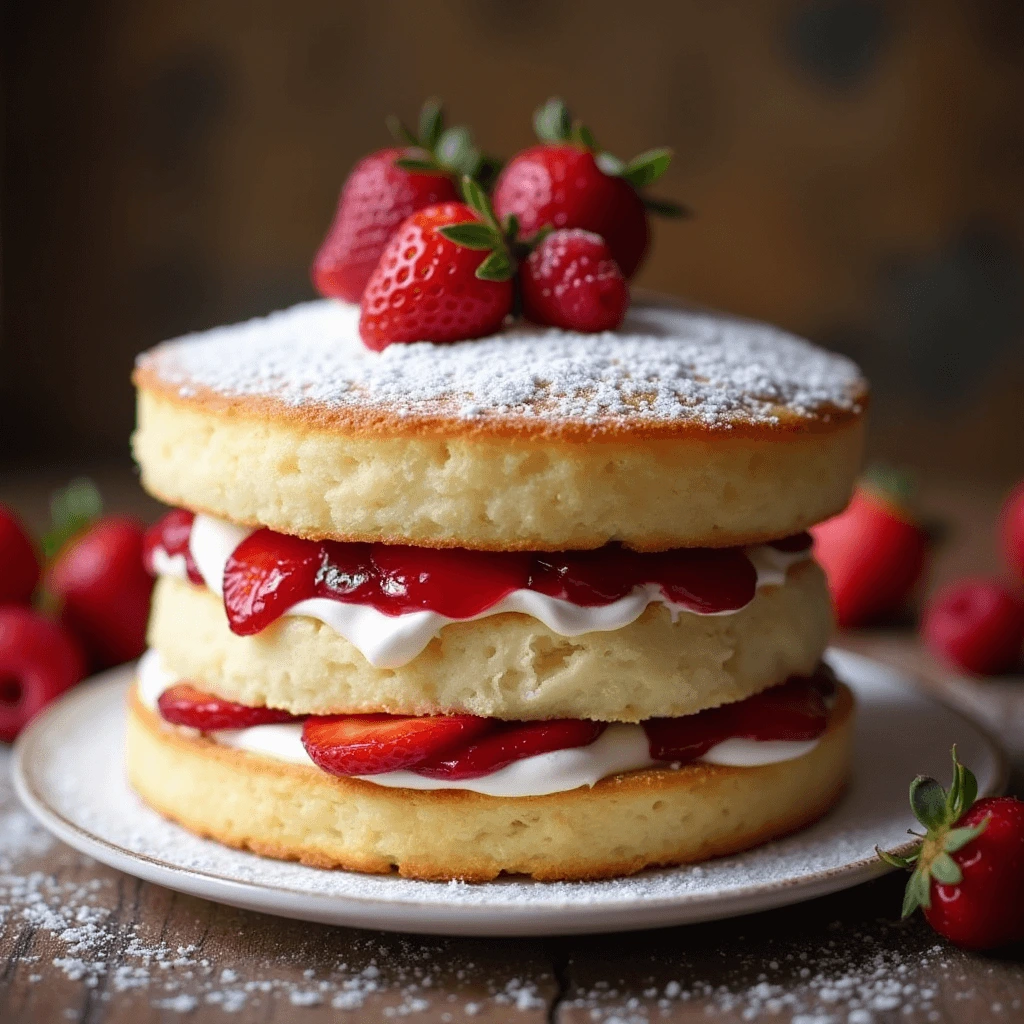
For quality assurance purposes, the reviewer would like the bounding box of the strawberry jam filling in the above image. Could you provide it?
[143,509,204,585]
[152,666,834,781]
[143,511,812,636]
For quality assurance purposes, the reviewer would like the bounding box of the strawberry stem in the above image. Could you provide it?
[877,746,988,920]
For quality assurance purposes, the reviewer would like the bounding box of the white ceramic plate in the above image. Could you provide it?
[13,649,1006,937]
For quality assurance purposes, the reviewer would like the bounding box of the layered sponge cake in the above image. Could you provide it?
[127,296,867,881]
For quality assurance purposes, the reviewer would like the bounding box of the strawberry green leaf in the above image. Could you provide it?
[902,866,932,918]
[929,851,964,886]
[394,155,442,174]
[596,151,625,176]
[910,775,949,831]
[437,223,501,250]
[386,115,418,147]
[876,846,916,870]
[459,176,499,228]
[502,213,520,243]
[43,478,102,558]
[475,247,514,282]
[534,97,572,143]
[862,464,916,508]
[960,763,978,816]
[943,820,987,854]
[418,97,444,150]
[436,126,480,178]
[642,195,691,218]
[621,147,673,188]
[572,121,597,151]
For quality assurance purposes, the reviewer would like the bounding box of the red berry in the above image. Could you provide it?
[999,482,1024,583]
[312,149,459,303]
[880,750,1024,950]
[923,796,1024,950]
[414,719,605,780]
[644,675,829,763]
[493,146,649,279]
[922,579,1024,675]
[0,607,85,742]
[810,487,928,627]
[520,229,629,332]
[359,202,514,350]
[157,683,298,731]
[0,506,40,606]
[223,528,325,636]
[302,713,493,776]
[143,509,203,585]
[48,516,154,669]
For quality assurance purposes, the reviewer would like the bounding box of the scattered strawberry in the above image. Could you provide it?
[359,180,515,350]
[45,482,153,669]
[0,607,86,742]
[302,713,493,776]
[313,98,496,302]
[878,748,1024,950]
[520,229,628,332]
[810,470,928,627]
[999,481,1024,583]
[413,718,605,780]
[0,506,40,606]
[158,683,298,731]
[922,579,1024,675]
[492,97,686,279]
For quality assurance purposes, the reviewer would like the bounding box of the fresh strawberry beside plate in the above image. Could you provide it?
[878,748,1024,950]
[811,471,929,627]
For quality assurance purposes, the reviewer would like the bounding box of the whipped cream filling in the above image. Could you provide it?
[151,515,811,669]
[136,650,823,797]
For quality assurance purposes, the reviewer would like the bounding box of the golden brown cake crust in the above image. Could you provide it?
[147,560,832,721]
[126,683,854,882]
[131,297,867,551]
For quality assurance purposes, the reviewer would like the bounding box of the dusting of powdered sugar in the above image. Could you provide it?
[1,746,552,1016]
[137,299,866,430]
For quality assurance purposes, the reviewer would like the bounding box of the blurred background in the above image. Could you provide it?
[2,0,1023,486]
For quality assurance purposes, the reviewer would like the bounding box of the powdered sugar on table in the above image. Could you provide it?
[136,299,866,430]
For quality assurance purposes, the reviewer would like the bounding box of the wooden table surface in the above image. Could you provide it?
[2,467,1022,1022]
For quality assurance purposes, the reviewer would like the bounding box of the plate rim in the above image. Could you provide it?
[11,651,1010,936]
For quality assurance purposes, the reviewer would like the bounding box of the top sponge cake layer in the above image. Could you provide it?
[133,298,867,551]
[136,298,865,441]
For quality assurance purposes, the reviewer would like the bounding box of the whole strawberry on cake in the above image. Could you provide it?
[127,98,869,881]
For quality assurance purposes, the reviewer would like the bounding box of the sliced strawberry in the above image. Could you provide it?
[143,509,203,585]
[370,544,529,618]
[222,529,326,635]
[302,713,493,776]
[413,719,606,780]
[644,676,829,763]
[157,683,299,730]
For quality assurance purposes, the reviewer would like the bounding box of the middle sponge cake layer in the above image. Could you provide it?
[148,559,832,722]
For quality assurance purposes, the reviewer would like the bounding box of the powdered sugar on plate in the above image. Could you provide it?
[136,299,866,431]
[12,651,1004,938]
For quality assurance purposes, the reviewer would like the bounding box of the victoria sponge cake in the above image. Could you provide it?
[129,292,866,882]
